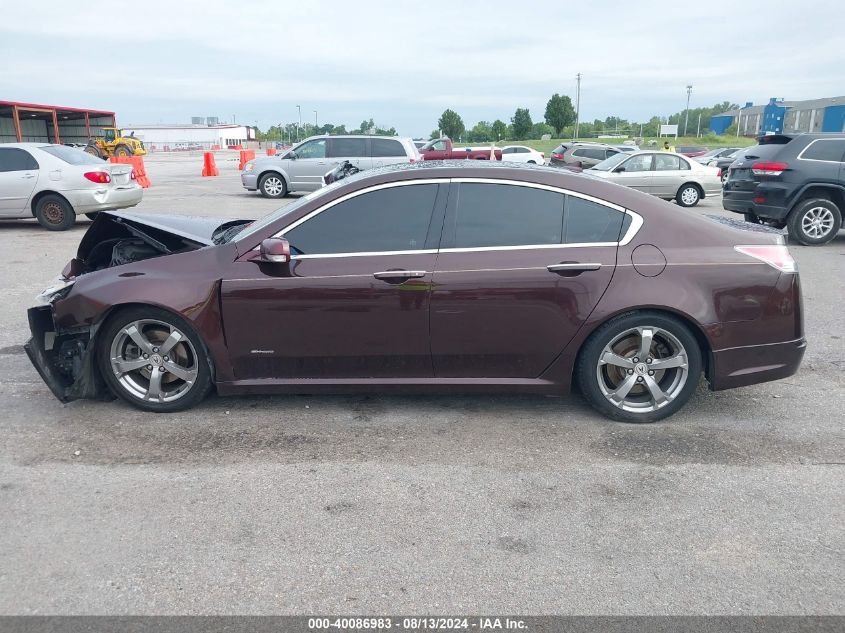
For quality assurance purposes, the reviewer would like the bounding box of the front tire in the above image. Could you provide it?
[258,172,287,198]
[114,144,133,157]
[676,183,701,207]
[787,198,841,245]
[97,306,213,412]
[35,195,76,231]
[576,312,702,423]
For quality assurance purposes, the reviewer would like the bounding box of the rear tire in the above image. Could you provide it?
[258,172,287,198]
[676,183,701,207]
[787,198,841,245]
[97,306,213,413]
[85,145,103,159]
[576,311,702,423]
[35,195,76,231]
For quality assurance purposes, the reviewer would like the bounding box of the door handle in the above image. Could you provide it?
[373,270,426,280]
[22,174,36,179]
[547,262,602,274]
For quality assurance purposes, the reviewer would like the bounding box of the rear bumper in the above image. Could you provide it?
[66,185,143,214]
[710,337,806,391]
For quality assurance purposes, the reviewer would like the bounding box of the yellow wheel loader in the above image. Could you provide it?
[84,128,146,159]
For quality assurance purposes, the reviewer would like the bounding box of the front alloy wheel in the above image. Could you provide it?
[577,312,702,423]
[99,308,212,412]
[259,173,287,198]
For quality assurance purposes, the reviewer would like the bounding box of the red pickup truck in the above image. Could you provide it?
[420,138,502,160]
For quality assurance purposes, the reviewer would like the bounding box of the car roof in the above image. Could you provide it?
[299,134,413,142]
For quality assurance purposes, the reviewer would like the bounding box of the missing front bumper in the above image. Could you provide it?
[24,305,108,402]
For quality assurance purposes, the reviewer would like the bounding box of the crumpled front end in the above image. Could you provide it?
[24,304,108,403]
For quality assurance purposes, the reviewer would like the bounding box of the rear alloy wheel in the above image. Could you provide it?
[676,183,701,207]
[788,198,841,245]
[98,307,212,412]
[577,312,702,423]
[35,195,76,231]
[259,173,287,198]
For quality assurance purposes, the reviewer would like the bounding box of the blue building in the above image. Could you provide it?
[709,96,845,136]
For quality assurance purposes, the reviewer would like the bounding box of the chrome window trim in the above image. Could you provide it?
[796,138,845,164]
[272,176,644,258]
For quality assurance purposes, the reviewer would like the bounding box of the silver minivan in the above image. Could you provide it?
[241,135,420,197]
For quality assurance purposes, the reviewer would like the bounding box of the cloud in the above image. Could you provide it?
[2,0,843,135]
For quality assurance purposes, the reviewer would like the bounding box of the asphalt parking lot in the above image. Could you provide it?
[0,152,843,615]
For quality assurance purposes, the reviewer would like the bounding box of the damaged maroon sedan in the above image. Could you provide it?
[25,162,805,422]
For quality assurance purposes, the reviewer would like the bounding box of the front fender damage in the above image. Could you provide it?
[24,305,110,403]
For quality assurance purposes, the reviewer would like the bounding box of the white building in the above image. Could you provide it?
[120,123,253,151]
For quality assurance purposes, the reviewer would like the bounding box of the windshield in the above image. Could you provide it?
[590,152,629,171]
[234,179,345,242]
[41,145,105,165]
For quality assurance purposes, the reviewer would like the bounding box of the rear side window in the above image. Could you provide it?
[654,154,681,171]
[0,148,38,172]
[800,139,845,162]
[41,145,104,165]
[284,184,438,255]
[564,196,626,244]
[370,138,405,157]
[328,138,367,158]
[452,183,564,248]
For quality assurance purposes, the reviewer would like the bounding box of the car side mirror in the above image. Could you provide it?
[285,151,296,160]
[614,166,626,173]
[259,238,291,264]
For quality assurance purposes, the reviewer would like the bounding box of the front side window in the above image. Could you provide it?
[294,139,327,159]
[502,147,516,154]
[0,148,39,172]
[801,139,845,162]
[425,140,446,151]
[564,196,627,244]
[452,183,564,248]
[284,184,438,255]
[370,138,405,157]
[620,154,653,172]
[328,138,367,158]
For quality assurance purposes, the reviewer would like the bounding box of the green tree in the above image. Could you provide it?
[532,122,554,139]
[511,108,533,140]
[437,109,465,140]
[429,129,441,140]
[491,119,507,141]
[467,121,493,142]
[544,94,575,136]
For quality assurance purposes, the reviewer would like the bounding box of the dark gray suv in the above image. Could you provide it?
[549,142,620,169]
[723,133,845,245]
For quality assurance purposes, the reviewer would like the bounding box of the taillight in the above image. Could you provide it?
[751,162,788,176]
[716,168,722,178]
[84,171,111,183]
[409,158,416,163]
[735,245,797,273]
[541,152,545,159]
[130,170,137,180]
[552,152,564,159]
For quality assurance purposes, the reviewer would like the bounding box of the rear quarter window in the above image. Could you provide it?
[370,138,406,157]
[800,139,845,162]
[564,196,626,244]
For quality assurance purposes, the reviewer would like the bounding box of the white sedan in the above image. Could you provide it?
[0,143,143,230]
[500,145,545,165]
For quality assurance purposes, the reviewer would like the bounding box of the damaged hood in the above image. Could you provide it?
[88,211,243,247]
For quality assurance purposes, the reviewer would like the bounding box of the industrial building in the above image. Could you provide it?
[120,121,254,151]
[710,96,845,136]
[0,100,116,144]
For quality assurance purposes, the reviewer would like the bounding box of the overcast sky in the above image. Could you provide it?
[2,0,843,137]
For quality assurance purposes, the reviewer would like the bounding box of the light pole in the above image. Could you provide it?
[684,84,693,137]
[296,105,301,142]
[574,72,582,139]
[314,110,318,130]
